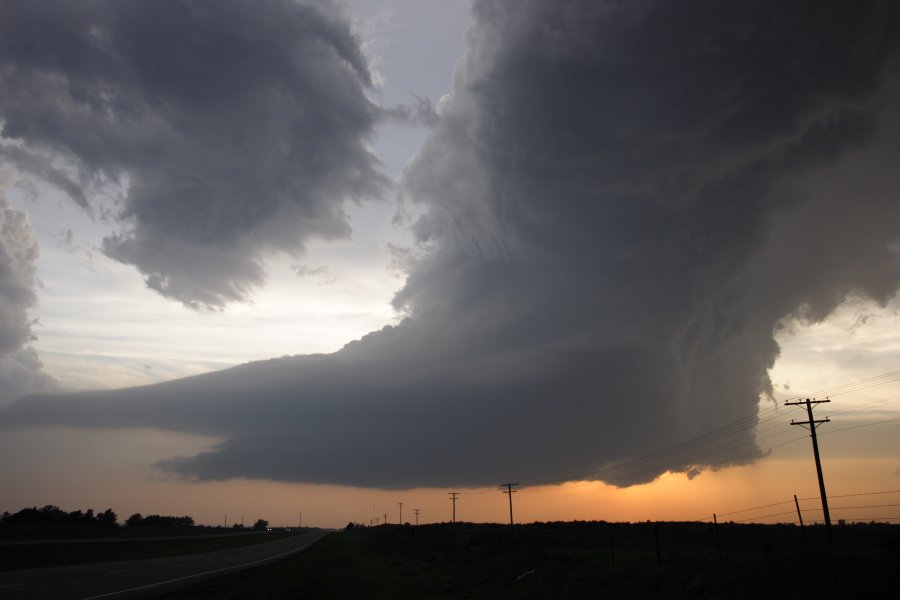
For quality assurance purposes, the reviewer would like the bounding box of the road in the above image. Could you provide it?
[0,529,330,599]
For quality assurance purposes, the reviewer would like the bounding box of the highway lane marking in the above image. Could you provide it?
[80,532,329,600]
[0,583,26,589]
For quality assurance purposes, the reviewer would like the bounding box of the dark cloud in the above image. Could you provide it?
[0,195,40,355]
[0,348,57,404]
[3,0,900,489]
[290,264,336,285]
[0,0,387,309]
[0,193,57,402]
[382,95,441,127]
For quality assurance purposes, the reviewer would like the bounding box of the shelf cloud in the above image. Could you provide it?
[2,0,900,489]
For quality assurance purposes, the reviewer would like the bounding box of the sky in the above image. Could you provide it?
[1,0,899,529]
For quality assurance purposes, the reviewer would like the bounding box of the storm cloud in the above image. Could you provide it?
[3,0,900,488]
[0,0,386,308]
[0,192,57,402]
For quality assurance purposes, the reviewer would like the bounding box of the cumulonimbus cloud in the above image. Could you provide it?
[0,191,57,403]
[0,0,387,309]
[3,0,900,489]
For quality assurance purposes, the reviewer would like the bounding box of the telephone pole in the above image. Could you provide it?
[383,513,388,525]
[500,483,518,533]
[786,397,832,544]
[413,508,421,526]
[449,492,459,523]
[398,502,404,525]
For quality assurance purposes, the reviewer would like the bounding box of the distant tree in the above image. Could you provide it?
[129,514,194,528]
[39,506,66,523]
[253,519,269,531]
[232,523,245,529]
[345,522,356,530]
[125,513,143,527]
[97,509,118,527]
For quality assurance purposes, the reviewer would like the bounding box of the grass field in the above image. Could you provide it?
[0,530,294,570]
[161,521,900,599]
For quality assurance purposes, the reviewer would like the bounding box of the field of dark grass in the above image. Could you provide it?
[0,530,294,570]
[162,521,900,599]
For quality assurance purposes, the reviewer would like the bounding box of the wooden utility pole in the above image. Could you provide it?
[794,494,807,545]
[383,513,388,525]
[398,502,404,525]
[786,397,832,544]
[413,508,421,526]
[449,492,459,523]
[713,514,722,558]
[653,523,661,566]
[500,483,518,533]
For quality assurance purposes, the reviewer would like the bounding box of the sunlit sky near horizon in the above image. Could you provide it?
[1,0,899,529]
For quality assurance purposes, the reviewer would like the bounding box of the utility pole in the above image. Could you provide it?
[712,514,722,558]
[398,502,404,525]
[299,512,302,529]
[500,483,518,533]
[787,397,832,544]
[413,508,421,526]
[794,494,807,545]
[383,513,388,525]
[449,492,459,523]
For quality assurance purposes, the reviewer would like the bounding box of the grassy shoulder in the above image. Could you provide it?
[162,521,900,599]
[0,530,295,571]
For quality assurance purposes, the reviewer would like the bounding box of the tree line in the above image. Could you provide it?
[1,505,195,533]
[124,513,194,528]
[1,505,270,535]
[2,505,118,528]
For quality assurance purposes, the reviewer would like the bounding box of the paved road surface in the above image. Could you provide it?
[0,529,330,599]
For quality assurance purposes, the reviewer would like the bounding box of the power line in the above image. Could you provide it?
[694,488,900,524]
[827,489,900,499]
[803,503,900,511]
[783,370,900,402]
[426,371,899,514]
[819,416,900,436]
[529,370,900,491]
[733,510,797,523]
[716,499,795,518]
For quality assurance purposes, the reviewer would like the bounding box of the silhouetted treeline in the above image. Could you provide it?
[0,505,118,539]
[125,513,195,528]
[2,505,118,527]
[1,506,200,539]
